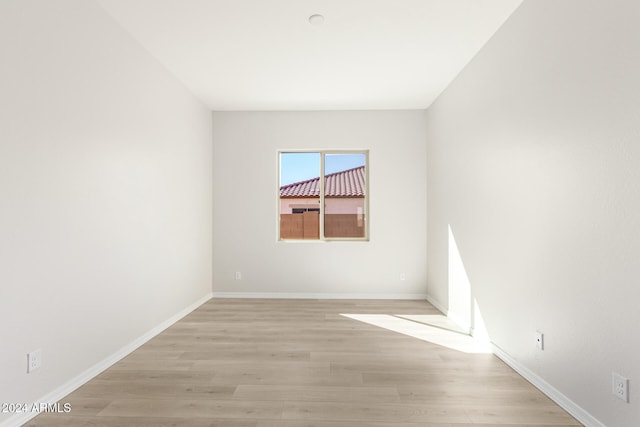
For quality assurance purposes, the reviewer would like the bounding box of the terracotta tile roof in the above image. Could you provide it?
[280,166,365,197]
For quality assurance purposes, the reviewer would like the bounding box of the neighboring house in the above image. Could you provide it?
[280,166,365,239]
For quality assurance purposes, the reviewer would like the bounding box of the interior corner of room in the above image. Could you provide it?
[1,1,638,426]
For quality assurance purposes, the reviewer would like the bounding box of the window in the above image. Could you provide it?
[279,151,368,241]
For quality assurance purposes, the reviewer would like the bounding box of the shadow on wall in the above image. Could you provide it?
[448,224,490,345]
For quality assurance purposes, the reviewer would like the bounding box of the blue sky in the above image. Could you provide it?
[280,153,366,186]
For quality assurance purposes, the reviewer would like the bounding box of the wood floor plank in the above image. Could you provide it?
[465,405,582,425]
[97,399,283,419]
[67,380,236,400]
[26,299,582,426]
[396,384,554,406]
[180,350,310,362]
[233,385,400,403]
[210,370,364,387]
[28,415,258,427]
[281,401,473,423]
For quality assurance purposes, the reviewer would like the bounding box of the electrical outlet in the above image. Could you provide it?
[535,331,544,350]
[612,372,629,402]
[399,273,406,281]
[235,271,242,280]
[27,349,42,373]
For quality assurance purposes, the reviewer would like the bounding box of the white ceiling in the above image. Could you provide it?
[98,0,522,111]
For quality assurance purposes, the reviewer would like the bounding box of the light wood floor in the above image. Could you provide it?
[28,299,581,426]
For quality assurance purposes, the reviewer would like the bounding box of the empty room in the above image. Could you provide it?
[1,0,638,426]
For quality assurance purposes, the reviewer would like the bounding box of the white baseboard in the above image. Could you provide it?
[212,292,428,300]
[491,343,605,427]
[424,294,472,335]
[1,292,213,427]
[424,293,448,314]
[443,311,471,334]
[423,295,602,425]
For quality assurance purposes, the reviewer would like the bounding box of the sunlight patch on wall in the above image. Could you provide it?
[472,299,490,345]
[448,224,471,332]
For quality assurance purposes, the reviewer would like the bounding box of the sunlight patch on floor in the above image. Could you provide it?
[395,314,468,334]
[341,313,492,354]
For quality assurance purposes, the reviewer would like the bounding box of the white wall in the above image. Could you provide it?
[426,1,639,426]
[0,1,212,423]
[213,111,427,298]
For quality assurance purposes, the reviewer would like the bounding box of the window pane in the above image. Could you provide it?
[323,153,366,238]
[279,152,320,240]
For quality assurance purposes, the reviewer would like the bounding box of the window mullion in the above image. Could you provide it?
[319,152,325,240]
